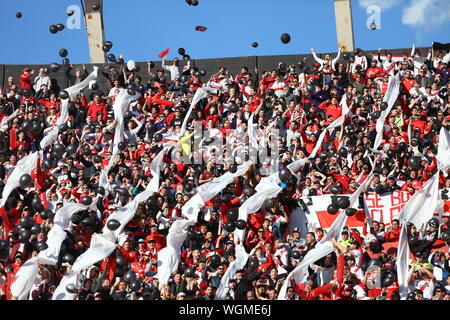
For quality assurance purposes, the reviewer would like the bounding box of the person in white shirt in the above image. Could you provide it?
[162,57,191,81]
[408,265,437,300]
[351,49,368,74]
[271,75,287,98]
[310,47,342,71]
[33,68,52,91]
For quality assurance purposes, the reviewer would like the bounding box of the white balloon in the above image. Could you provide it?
[127,60,136,71]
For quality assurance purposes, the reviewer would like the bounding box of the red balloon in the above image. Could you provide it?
[195,26,207,32]
[158,48,169,58]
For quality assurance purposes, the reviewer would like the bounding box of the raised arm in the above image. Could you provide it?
[310,48,325,65]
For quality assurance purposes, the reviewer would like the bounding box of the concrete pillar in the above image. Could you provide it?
[333,0,355,52]
[83,0,105,64]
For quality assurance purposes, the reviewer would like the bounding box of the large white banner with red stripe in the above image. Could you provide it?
[305,191,411,230]
[306,194,366,230]
[364,191,412,226]
[304,191,449,231]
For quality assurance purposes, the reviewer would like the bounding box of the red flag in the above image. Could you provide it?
[0,207,12,233]
[9,127,16,150]
[158,48,169,58]
[195,26,207,32]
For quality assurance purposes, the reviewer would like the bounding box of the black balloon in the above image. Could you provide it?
[116,58,124,65]
[62,58,70,66]
[81,196,93,206]
[224,221,236,233]
[31,198,43,210]
[66,283,78,294]
[102,44,110,52]
[337,196,350,209]
[210,254,221,267]
[386,149,395,158]
[103,41,113,49]
[248,258,259,270]
[115,255,125,266]
[19,229,31,242]
[57,23,65,31]
[184,267,195,278]
[92,3,100,10]
[380,102,388,111]
[93,154,102,163]
[371,110,381,119]
[36,241,48,251]
[252,42,258,48]
[30,224,41,235]
[330,185,341,195]
[94,144,103,152]
[21,119,33,131]
[382,272,395,287]
[345,208,357,217]
[71,214,83,225]
[19,174,32,189]
[16,12,22,18]
[62,253,75,264]
[154,132,163,142]
[375,183,385,195]
[49,62,59,73]
[327,203,339,215]
[221,193,232,203]
[228,163,237,173]
[127,88,136,95]
[67,10,74,16]
[339,148,348,158]
[227,208,239,222]
[369,241,382,254]
[309,188,318,196]
[118,141,127,151]
[408,156,420,170]
[410,139,419,147]
[368,257,381,266]
[83,148,91,156]
[278,168,291,183]
[20,216,34,229]
[229,104,239,113]
[280,33,291,44]
[243,186,254,197]
[49,25,58,34]
[59,90,69,99]
[107,219,121,231]
[97,186,105,196]
[53,143,65,154]
[291,251,301,259]
[65,144,77,155]
[130,279,141,291]
[441,229,450,242]
[40,209,53,220]
[235,219,246,230]
[178,48,186,55]
[107,54,116,63]
[183,182,193,193]
[59,48,68,57]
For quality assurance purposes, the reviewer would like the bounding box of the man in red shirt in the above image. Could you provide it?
[318,97,342,121]
[20,68,34,90]
[87,94,107,122]
[366,60,384,79]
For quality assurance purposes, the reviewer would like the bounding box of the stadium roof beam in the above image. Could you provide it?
[82,0,106,64]
[333,0,355,52]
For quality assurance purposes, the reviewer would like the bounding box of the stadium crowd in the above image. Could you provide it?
[0,42,450,301]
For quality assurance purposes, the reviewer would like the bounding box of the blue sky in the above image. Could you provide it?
[1,0,449,65]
